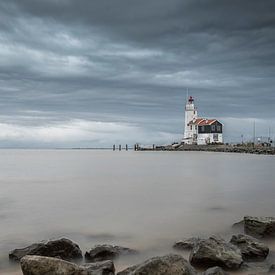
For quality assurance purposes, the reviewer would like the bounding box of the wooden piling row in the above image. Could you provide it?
[112,144,130,151]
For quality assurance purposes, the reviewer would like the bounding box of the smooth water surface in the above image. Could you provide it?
[0,150,274,274]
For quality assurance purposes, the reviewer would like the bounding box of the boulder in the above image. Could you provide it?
[9,238,82,261]
[244,216,275,237]
[203,266,229,275]
[189,236,243,270]
[117,254,197,275]
[173,238,201,250]
[20,255,115,275]
[230,234,269,261]
[85,244,137,262]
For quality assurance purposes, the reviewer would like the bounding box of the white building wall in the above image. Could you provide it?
[197,133,223,145]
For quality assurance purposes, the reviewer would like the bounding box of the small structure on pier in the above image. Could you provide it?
[183,96,223,145]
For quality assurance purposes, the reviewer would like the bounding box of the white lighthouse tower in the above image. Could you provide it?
[183,96,198,144]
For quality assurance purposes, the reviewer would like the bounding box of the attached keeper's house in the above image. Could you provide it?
[183,96,223,145]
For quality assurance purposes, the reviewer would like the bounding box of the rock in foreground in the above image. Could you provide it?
[20,255,115,275]
[189,236,243,270]
[203,266,229,275]
[117,254,196,275]
[230,234,269,261]
[173,238,201,250]
[244,216,275,237]
[9,238,82,261]
[85,244,137,262]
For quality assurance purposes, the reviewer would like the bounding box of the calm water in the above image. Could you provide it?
[0,150,274,274]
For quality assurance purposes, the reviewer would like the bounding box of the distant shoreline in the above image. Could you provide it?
[136,144,275,155]
[0,146,274,155]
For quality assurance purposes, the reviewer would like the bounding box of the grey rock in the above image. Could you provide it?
[189,236,243,270]
[20,255,115,275]
[173,238,201,250]
[81,261,115,275]
[244,216,275,237]
[85,244,137,262]
[203,266,228,275]
[9,238,82,261]
[230,234,269,261]
[117,254,197,275]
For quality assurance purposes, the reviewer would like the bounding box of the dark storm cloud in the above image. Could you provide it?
[0,0,274,146]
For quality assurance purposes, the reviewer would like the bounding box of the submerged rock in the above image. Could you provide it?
[9,238,82,261]
[117,254,197,275]
[230,234,269,261]
[203,266,229,275]
[173,238,201,250]
[189,236,243,270]
[244,216,275,237]
[20,255,115,275]
[85,244,137,262]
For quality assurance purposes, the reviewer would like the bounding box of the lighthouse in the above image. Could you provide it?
[183,96,198,144]
[182,96,223,145]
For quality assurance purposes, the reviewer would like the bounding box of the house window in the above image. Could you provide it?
[201,126,205,132]
[217,125,221,132]
[190,125,192,130]
[211,125,215,131]
[213,134,218,141]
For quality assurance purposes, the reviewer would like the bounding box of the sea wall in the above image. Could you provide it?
[137,144,275,155]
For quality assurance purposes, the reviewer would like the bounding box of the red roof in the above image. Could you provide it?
[190,118,217,126]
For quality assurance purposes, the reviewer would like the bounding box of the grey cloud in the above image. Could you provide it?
[0,0,274,147]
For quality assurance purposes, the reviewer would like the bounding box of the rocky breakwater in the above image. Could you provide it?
[172,216,275,274]
[9,216,275,274]
[10,239,136,275]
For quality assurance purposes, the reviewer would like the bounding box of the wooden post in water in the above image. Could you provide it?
[126,144,128,151]
[113,144,116,151]
[119,144,121,151]
[152,144,155,150]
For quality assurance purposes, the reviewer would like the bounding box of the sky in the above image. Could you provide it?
[0,0,274,148]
